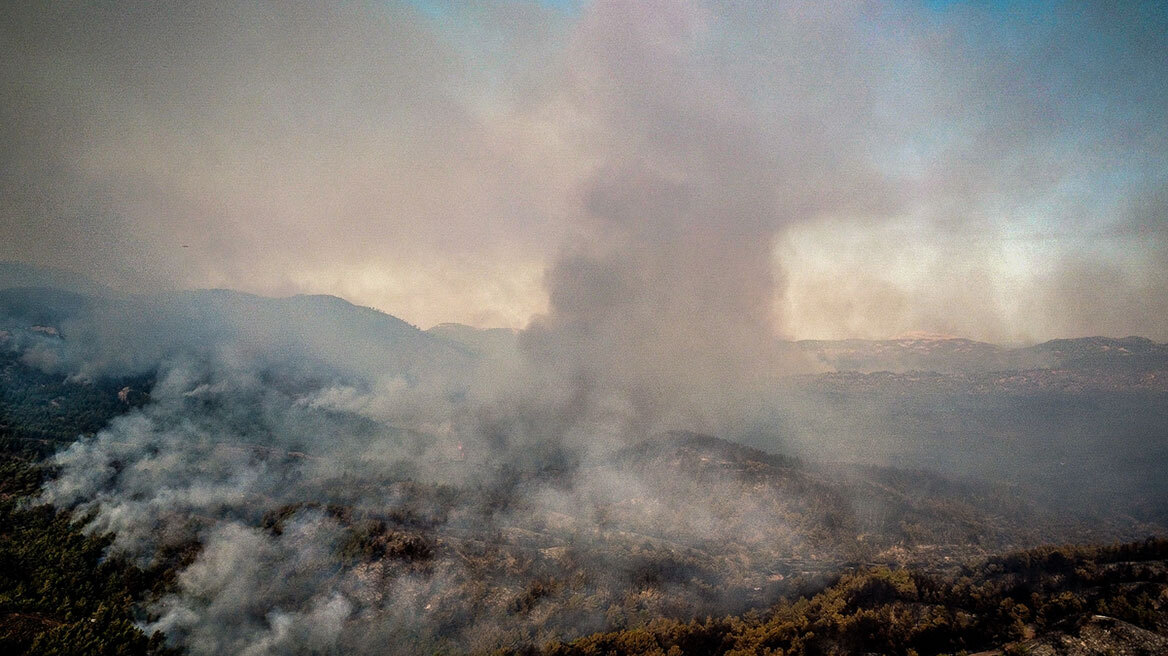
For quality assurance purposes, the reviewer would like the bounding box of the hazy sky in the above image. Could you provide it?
[2,0,1166,342]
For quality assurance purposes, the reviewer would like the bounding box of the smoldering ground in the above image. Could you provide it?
[32,340,1079,655]
[17,283,1160,655]
[25,352,697,652]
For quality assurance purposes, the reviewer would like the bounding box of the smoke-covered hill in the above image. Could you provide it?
[0,285,472,381]
[1,278,1166,654]
[764,359,1168,522]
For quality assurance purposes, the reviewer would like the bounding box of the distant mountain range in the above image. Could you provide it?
[793,335,1168,374]
[3,260,1165,378]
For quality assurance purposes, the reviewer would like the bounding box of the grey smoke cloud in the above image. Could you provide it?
[2,0,1165,338]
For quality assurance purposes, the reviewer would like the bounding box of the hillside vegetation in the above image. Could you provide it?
[0,456,181,655]
[526,539,1168,656]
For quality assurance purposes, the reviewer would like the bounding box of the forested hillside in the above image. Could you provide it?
[530,539,1168,656]
[0,349,150,455]
[0,456,182,655]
